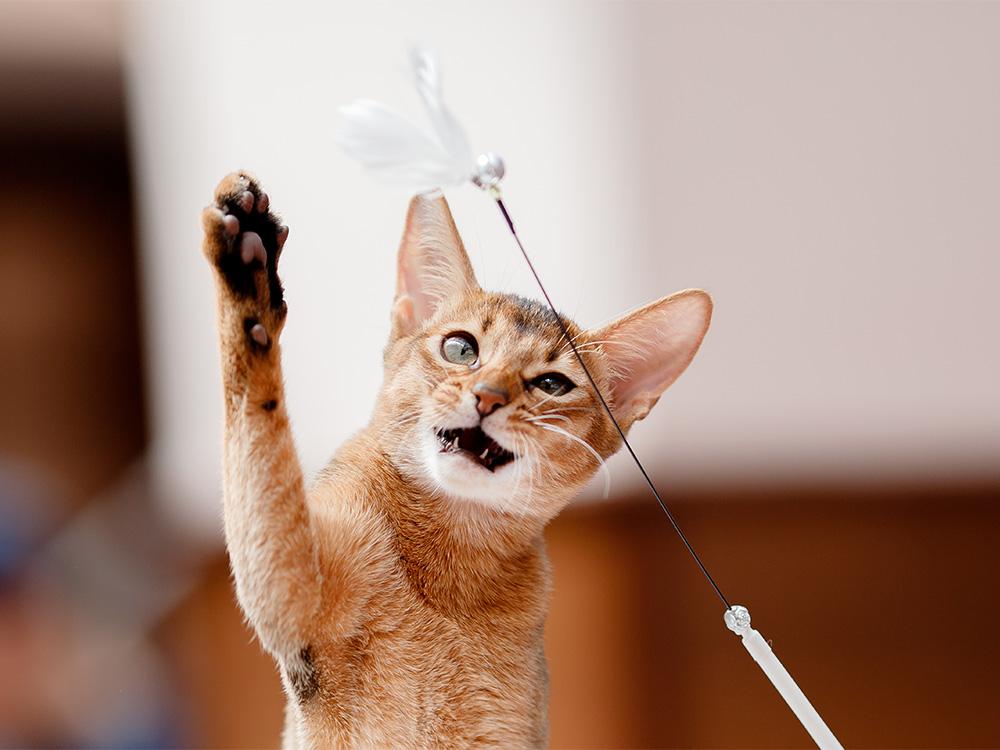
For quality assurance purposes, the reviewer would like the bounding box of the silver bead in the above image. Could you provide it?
[724,605,752,635]
[471,152,506,190]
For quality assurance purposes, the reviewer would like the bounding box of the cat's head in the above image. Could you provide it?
[378,193,711,520]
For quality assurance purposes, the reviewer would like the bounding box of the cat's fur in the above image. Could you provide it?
[201,172,712,749]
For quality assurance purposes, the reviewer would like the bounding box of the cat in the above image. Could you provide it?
[201,171,712,749]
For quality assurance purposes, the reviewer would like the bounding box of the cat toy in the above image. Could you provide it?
[337,49,842,749]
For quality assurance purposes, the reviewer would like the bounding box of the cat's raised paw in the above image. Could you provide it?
[202,171,289,323]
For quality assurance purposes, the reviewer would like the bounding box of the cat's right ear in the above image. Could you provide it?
[392,192,480,337]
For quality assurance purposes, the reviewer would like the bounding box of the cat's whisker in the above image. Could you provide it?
[391,411,423,425]
[562,327,593,346]
[524,414,571,425]
[529,391,561,410]
[516,434,542,518]
[505,431,529,516]
[519,436,536,515]
[506,433,528,515]
[374,411,423,440]
[375,416,435,450]
[557,336,614,355]
[534,423,611,499]
[510,434,527,516]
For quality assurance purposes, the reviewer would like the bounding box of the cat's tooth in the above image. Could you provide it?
[480,448,490,459]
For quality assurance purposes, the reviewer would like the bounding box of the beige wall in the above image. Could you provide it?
[122,1,1000,526]
[625,2,1000,488]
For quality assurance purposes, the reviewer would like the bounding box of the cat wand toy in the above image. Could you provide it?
[337,49,843,750]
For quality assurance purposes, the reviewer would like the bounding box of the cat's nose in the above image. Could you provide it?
[473,382,510,416]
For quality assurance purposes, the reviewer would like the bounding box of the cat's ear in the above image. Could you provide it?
[392,192,480,336]
[588,289,712,429]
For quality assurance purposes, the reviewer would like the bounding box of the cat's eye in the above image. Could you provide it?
[530,372,575,397]
[441,332,479,366]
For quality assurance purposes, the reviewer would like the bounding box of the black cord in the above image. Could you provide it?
[494,196,732,611]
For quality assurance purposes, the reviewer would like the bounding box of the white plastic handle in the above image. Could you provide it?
[725,606,843,750]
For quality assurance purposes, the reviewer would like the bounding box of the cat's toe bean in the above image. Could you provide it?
[240,232,266,264]
[223,214,240,237]
[250,323,269,346]
[276,225,289,251]
[257,193,269,213]
[236,190,255,213]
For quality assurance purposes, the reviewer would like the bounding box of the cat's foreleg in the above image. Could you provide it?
[202,172,320,661]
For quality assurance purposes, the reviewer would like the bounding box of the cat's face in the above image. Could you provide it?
[378,193,712,519]
[384,291,619,517]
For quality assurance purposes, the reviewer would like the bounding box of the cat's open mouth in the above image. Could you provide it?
[435,426,515,472]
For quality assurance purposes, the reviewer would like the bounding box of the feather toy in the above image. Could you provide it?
[337,49,475,192]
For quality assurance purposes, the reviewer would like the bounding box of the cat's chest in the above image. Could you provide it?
[369,593,543,692]
[303,593,546,747]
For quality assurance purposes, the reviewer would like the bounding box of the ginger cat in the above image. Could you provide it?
[201,172,712,749]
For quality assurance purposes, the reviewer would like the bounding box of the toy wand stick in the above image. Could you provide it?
[338,48,844,750]
[477,159,842,750]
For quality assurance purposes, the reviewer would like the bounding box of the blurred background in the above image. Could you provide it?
[1,0,998,747]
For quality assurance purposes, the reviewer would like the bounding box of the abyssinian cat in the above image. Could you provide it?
[201,171,712,748]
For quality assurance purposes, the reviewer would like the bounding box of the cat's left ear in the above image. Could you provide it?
[587,289,712,430]
[392,192,480,337]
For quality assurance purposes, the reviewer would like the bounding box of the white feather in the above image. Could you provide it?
[337,48,474,192]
